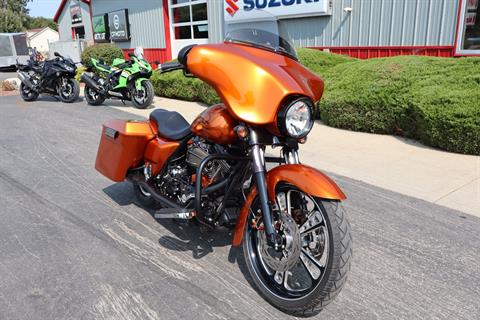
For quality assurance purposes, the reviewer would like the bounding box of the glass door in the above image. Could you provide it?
[456,0,480,55]
[169,0,209,58]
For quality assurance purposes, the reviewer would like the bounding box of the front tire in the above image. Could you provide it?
[131,80,154,109]
[242,185,352,317]
[20,83,39,102]
[57,78,80,103]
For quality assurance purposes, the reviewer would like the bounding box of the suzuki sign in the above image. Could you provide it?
[224,0,331,21]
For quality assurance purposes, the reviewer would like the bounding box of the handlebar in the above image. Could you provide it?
[158,61,183,73]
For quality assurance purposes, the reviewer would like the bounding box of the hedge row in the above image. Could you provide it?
[319,55,480,154]
[80,44,124,69]
[151,48,480,155]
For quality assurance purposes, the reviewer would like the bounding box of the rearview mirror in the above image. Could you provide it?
[54,52,61,57]
[128,52,135,58]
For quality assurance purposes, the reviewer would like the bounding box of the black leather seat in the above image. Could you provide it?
[97,62,112,70]
[149,109,191,140]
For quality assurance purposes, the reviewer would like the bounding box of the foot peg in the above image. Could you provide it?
[154,208,195,220]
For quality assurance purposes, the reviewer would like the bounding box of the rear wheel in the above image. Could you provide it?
[131,80,154,109]
[242,184,352,317]
[85,86,106,106]
[57,78,80,103]
[20,83,39,102]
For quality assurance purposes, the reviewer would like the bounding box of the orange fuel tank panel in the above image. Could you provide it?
[95,119,155,182]
[191,104,238,145]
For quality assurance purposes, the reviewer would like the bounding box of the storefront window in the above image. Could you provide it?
[457,0,480,54]
[175,26,192,40]
[193,24,208,39]
[173,6,190,23]
[170,0,209,40]
[192,3,207,21]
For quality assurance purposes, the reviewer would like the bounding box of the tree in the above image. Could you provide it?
[25,16,57,30]
[0,8,24,32]
[0,0,30,15]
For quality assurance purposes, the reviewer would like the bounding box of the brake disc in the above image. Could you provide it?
[257,212,302,272]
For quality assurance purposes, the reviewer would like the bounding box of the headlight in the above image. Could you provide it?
[277,97,314,138]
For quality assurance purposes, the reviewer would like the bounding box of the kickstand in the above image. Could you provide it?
[121,100,126,105]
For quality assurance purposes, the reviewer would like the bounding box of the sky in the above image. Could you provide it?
[27,0,62,18]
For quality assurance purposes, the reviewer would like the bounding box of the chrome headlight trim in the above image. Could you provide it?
[277,97,314,139]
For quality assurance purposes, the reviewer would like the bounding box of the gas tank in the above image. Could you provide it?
[191,104,238,145]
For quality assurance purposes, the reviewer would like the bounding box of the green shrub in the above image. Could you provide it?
[297,48,355,75]
[81,44,124,69]
[319,56,480,154]
[151,70,220,106]
[75,65,86,82]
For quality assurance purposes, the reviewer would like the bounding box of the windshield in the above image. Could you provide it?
[224,11,297,60]
[134,46,144,60]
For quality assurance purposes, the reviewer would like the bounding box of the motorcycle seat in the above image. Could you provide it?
[149,109,191,140]
[97,62,111,70]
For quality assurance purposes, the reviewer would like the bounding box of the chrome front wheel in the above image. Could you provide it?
[243,184,352,316]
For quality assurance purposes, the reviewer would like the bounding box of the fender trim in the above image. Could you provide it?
[134,77,149,91]
[232,164,345,247]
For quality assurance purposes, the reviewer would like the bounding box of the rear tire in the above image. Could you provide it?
[85,86,106,106]
[57,78,80,103]
[20,83,39,102]
[131,80,154,109]
[133,182,162,209]
[242,185,352,317]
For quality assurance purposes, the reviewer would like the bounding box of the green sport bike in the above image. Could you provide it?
[81,47,155,109]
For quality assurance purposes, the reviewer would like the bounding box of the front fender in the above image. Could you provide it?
[134,77,148,91]
[232,164,346,247]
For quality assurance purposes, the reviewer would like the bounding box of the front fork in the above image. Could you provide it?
[250,130,299,247]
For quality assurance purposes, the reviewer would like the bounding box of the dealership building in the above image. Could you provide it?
[54,0,480,62]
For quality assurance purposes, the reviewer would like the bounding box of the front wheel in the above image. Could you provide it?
[131,80,154,109]
[242,184,352,317]
[57,77,80,103]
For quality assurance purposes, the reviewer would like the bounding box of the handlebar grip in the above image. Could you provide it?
[159,61,183,73]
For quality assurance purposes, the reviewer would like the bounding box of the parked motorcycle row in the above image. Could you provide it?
[16,15,352,317]
[17,47,155,109]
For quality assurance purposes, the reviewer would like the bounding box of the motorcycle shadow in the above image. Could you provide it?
[103,182,240,262]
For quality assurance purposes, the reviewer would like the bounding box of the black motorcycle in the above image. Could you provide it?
[17,52,80,103]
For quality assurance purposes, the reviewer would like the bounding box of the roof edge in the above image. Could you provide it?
[54,0,91,23]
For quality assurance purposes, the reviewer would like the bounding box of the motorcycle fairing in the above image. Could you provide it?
[187,43,324,125]
[232,164,346,246]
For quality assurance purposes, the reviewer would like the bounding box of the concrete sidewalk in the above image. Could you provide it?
[107,97,480,217]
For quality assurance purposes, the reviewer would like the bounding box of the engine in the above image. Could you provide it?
[186,140,230,181]
[157,139,230,206]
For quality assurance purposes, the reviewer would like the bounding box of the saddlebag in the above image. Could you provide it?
[95,120,155,182]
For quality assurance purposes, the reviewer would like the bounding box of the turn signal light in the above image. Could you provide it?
[235,125,249,139]
[298,137,308,144]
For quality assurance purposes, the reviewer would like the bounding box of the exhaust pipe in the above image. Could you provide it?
[127,173,183,209]
[81,73,104,94]
[136,181,183,209]
[17,72,36,91]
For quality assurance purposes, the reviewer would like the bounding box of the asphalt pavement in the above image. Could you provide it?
[0,95,479,320]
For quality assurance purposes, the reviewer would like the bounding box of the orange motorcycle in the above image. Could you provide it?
[95,18,351,316]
